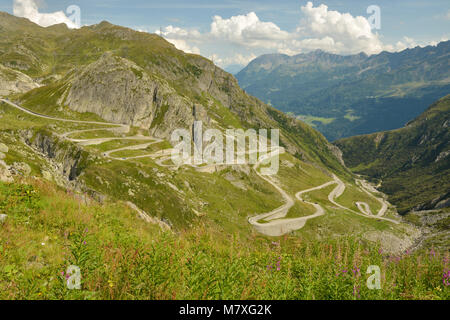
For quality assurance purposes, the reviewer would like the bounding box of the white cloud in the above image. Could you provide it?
[155,2,389,68]
[209,53,258,67]
[294,2,384,55]
[393,36,418,51]
[157,25,202,39]
[146,2,449,69]
[155,26,201,54]
[167,39,201,55]
[205,2,386,56]
[447,10,450,20]
[210,12,289,48]
[13,0,79,29]
[386,35,450,52]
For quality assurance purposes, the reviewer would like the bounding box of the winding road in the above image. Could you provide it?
[248,147,399,237]
[1,98,400,237]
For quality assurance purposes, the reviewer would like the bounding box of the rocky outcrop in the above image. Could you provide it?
[363,227,421,255]
[0,142,12,182]
[327,144,345,166]
[126,201,171,231]
[412,192,450,211]
[435,150,450,162]
[0,143,8,153]
[0,160,13,183]
[21,130,88,182]
[0,159,31,183]
[60,53,209,141]
[0,142,8,160]
[0,64,39,95]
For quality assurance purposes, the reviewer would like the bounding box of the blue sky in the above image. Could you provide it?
[2,0,449,72]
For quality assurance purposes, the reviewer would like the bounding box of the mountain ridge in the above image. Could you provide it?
[236,41,450,140]
[0,11,349,178]
[334,95,450,214]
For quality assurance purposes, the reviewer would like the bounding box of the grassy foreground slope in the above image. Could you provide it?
[0,179,448,300]
[335,95,450,214]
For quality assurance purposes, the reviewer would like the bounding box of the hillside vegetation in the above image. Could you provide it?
[0,12,446,300]
[0,12,346,177]
[0,179,448,300]
[335,95,450,214]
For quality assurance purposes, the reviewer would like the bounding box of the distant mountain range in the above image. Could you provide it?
[236,42,450,141]
[224,64,245,75]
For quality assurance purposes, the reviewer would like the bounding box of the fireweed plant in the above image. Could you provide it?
[0,180,448,300]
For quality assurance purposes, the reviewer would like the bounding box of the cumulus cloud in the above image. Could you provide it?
[155,26,201,54]
[13,0,79,29]
[155,2,390,68]
[157,25,202,39]
[393,36,418,51]
[148,2,447,69]
[294,2,384,55]
[209,53,258,67]
[204,2,385,55]
[167,39,201,55]
[210,12,290,48]
[386,35,450,52]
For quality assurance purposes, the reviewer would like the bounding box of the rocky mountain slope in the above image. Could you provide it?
[236,43,450,140]
[335,95,450,214]
[0,12,346,176]
[0,64,38,95]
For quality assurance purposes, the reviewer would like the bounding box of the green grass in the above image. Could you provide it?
[284,201,316,219]
[336,184,382,214]
[296,115,336,127]
[109,149,150,158]
[0,102,117,136]
[344,110,360,122]
[85,139,152,153]
[207,95,244,129]
[276,153,332,194]
[335,95,450,214]
[0,180,448,300]
[107,141,172,158]
[65,130,122,140]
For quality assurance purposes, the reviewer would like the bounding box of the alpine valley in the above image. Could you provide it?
[0,12,448,300]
